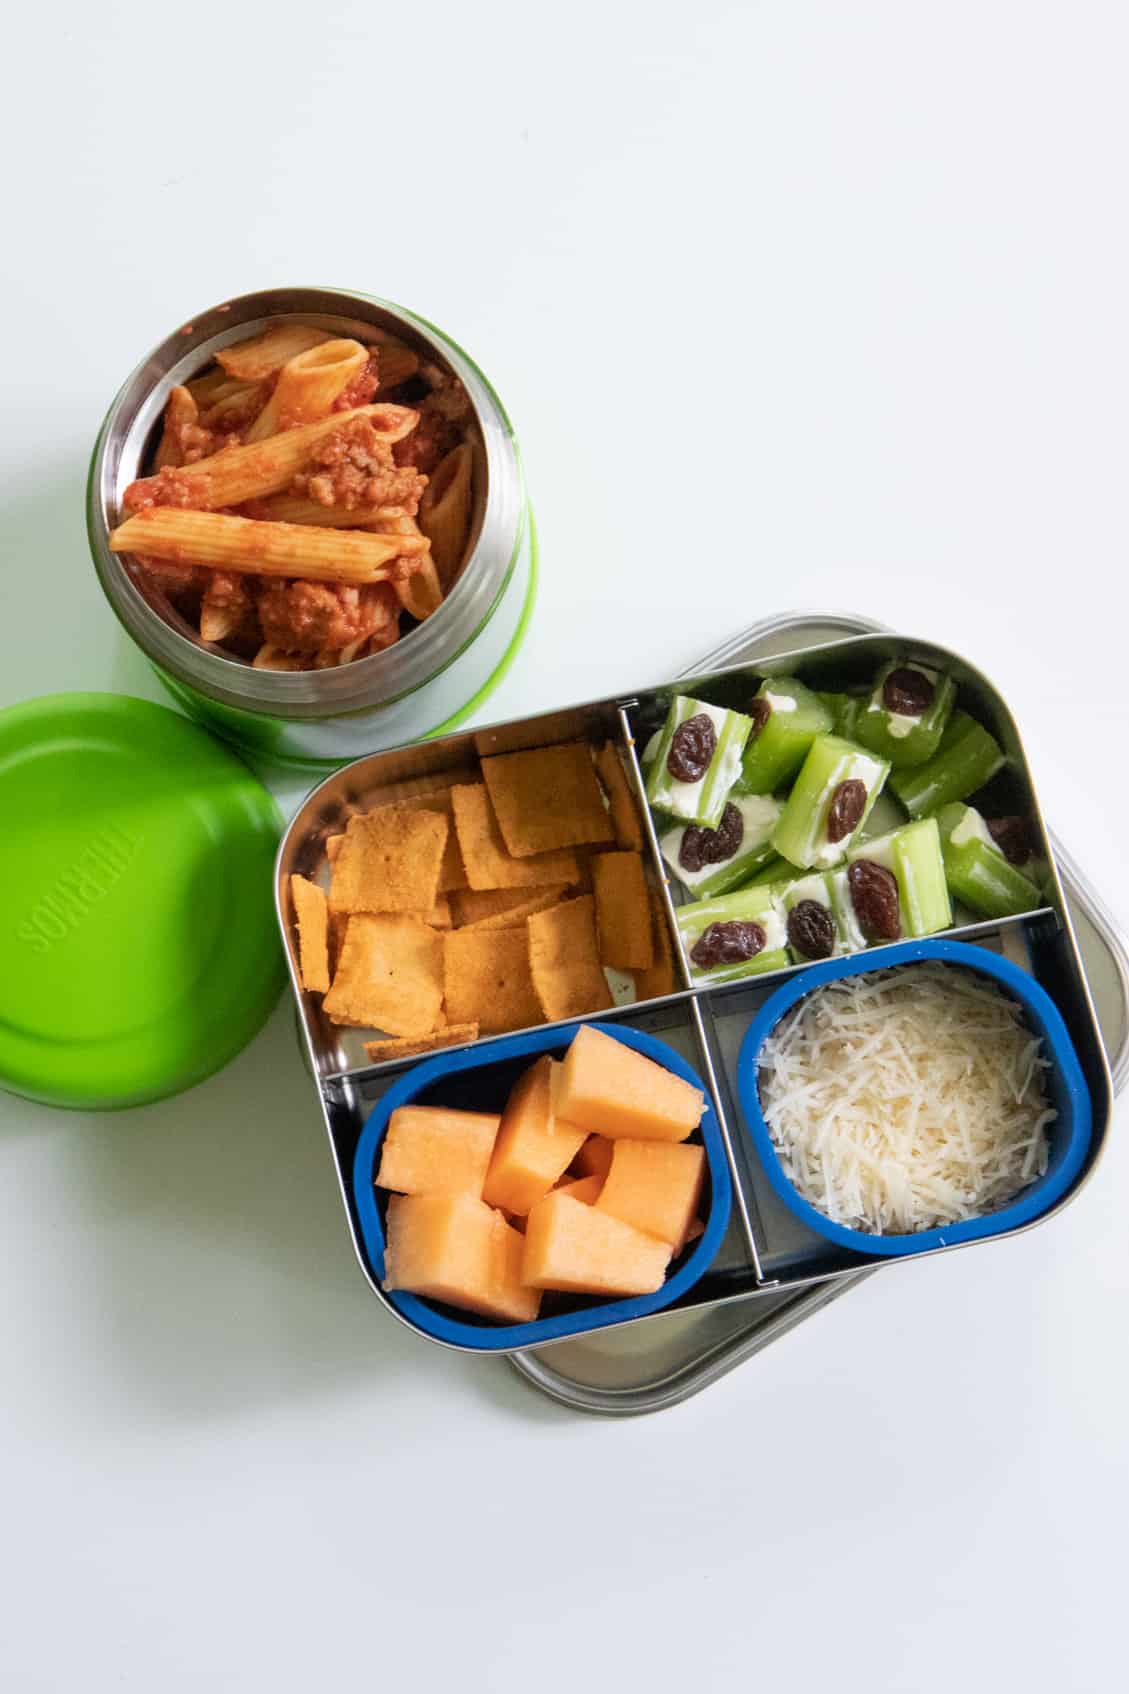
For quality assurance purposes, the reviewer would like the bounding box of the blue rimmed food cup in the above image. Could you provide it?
[735,938,1092,1258]
[353,1020,732,1352]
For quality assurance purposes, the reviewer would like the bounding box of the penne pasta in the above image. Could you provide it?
[375,340,421,389]
[245,338,370,443]
[123,404,417,512]
[199,379,266,429]
[370,508,444,621]
[155,386,199,470]
[216,323,333,381]
[418,441,473,588]
[110,509,426,583]
[253,495,402,528]
[252,645,314,671]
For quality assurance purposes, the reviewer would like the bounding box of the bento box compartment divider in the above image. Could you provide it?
[686,995,770,1284]
[615,704,692,991]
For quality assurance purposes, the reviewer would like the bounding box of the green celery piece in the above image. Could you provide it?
[780,871,858,960]
[745,852,801,887]
[890,711,1005,818]
[676,885,790,984]
[660,795,782,901]
[645,696,753,828]
[817,692,864,739]
[771,734,891,869]
[848,817,952,937]
[853,661,956,768]
[826,865,869,952]
[738,677,832,794]
[936,803,1042,919]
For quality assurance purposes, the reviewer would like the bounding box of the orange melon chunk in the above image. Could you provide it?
[596,1140,705,1248]
[522,1191,671,1295]
[384,1192,540,1323]
[375,1106,500,1198]
[555,1026,705,1143]
[572,1135,614,1180]
[554,1173,604,1203]
[482,1056,587,1215]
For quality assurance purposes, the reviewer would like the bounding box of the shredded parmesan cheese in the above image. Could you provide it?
[758,962,1055,1235]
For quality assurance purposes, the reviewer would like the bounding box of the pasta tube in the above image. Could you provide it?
[123,404,418,512]
[216,323,332,381]
[371,509,444,620]
[245,339,369,443]
[110,510,425,583]
[418,442,473,588]
[155,386,199,470]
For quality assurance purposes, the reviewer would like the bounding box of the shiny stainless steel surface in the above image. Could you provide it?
[511,611,1129,1413]
[88,286,529,766]
[281,609,1120,1370]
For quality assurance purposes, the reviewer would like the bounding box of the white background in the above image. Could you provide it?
[2,3,1127,1688]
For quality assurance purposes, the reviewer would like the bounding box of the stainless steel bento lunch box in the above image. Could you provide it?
[276,611,1119,1395]
[87,286,534,770]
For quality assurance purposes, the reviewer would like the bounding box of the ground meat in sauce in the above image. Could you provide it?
[291,417,428,513]
[134,553,207,597]
[392,375,471,475]
[332,354,380,413]
[201,570,260,643]
[258,579,400,654]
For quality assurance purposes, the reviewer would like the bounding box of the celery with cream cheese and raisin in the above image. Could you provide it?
[745,852,801,888]
[936,804,1042,919]
[645,696,754,828]
[736,677,832,795]
[660,795,782,900]
[676,885,790,984]
[853,661,956,768]
[890,711,1004,819]
[781,873,859,961]
[771,734,890,869]
[846,817,952,938]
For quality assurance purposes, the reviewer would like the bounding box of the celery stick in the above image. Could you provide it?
[675,885,790,984]
[781,872,857,960]
[936,803,1042,919]
[890,711,1005,818]
[738,677,832,794]
[745,852,801,888]
[817,692,864,739]
[660,795,782,900]
[853,661,956,768]
[645,696,753,827]
[848,817,952,937]
[771,734,890,869]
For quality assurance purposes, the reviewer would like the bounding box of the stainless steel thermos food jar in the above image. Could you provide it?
[87,287,535,770]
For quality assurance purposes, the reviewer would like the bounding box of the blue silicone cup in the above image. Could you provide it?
[736,938,1092,1258]
[354,1021,733,1352]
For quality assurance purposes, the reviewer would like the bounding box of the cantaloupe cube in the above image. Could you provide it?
[554,1173,604,1203]
[375,1106,500,1198]
[572,1135,614,1180]
[555,1026,705,1143]
[482,1056,588,1215]
[384,1192,541,1323]
[522,1192,671,1295]
[596,1139,705,1248]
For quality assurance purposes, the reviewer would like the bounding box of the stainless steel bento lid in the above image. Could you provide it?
[87,286,526,719]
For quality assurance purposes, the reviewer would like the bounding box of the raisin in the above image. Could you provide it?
[679,803,745,873]
[847,860,901,941]
[667,713,716,783]
[786,900,836,960]
[882,667,935,717]
[986,816,1032,867]
[826,779,867,843]
[690,920,766,969]
[747,698,772,742]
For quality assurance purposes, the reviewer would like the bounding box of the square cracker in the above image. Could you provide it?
[450,785,580,890]
[290,873,330,993]
[329,808,448,916]
[443,927,543,1035]
[376,788,468,893]
[450,885,569,931]
[481,743,614,857]
[363,1023,480,1062]
[634,890,677,1000]
[322,915,443,1035]
[591,852,654,972]
[527,895,614,1022]
[594,741,645,851]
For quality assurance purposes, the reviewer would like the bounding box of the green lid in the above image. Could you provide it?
[0,693,285,1110]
